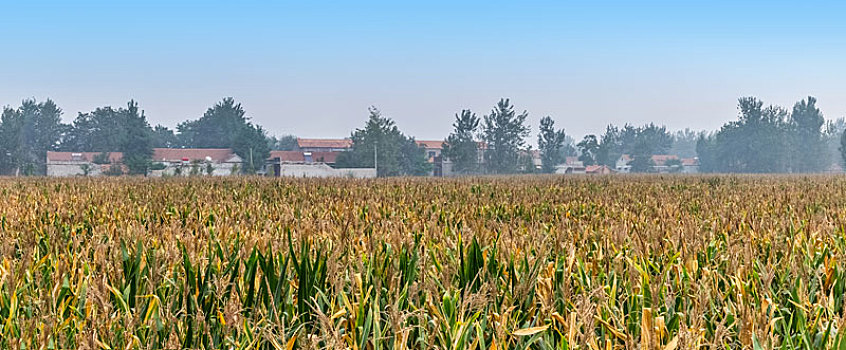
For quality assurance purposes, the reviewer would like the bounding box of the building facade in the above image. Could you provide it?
[47,148,243,177]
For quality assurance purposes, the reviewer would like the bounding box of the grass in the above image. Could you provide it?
[0,175,846,349]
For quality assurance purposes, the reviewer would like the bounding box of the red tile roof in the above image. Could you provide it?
[269,151,304,162]
[681,157,699,166]
[46,151,124,162]
[49,149,240,163]
[585,165,615,174]
[416,140,445,150]
[311,151,340,163]
[651,154,679,166]
[152,148,239,163]
[297,138,352,149]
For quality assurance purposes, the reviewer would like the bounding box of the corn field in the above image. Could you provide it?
[2,176,846,349]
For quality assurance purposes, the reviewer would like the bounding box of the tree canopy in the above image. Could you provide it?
[62,100,154,175]
[442,110,480,174]
[0,99,64,175]
[537,116,567,173]
[177,97,269,173]
[335,107,431,177]
[482,99,530,174]
[698,96,830,173]
[578,123,672,172]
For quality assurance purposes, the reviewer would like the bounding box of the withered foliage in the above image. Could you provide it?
[0,175,845,349]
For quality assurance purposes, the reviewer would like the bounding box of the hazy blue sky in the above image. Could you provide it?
[2,0,845,142]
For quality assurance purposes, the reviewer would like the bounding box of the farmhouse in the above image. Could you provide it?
[680,158,699,173]
[555,157,586,174]
[46,148,243,177]
[585,165,616,174]
[149,148,242,176]
[415,140,449,176]
[46,151,125,176]
[615,154,698,173]
[267,150,375,178]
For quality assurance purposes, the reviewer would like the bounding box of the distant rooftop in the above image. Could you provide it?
[297,138,352,149]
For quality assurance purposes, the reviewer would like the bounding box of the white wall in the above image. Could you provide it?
[47,162,108,177]
[151,162,241,177]
[278,163,376,178]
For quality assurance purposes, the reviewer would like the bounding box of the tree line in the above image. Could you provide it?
[336,99,581,176]
[338,96,846,175]
[1,95,844,177]
[0,98,271,175]
[697,96,845,173]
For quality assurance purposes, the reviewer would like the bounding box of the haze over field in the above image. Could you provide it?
[3,0,846,140]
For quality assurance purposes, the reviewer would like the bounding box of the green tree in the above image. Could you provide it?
[559,134,577,159]
[840,130,846,167]
[63,107,124,152]
[537,116,567,173]
[0,99,65,175]
[629,153,655,172]
[335,107,430,177]
[442,110,480,174]
[0,107,26,175]
[232,123,269,174]
[595,125,626,166]
[177,97,269,173]
[121,101,154,175]
[577,135,599,166]
[698,97,791,173]
[63,101,154,175]
[268,134,298,151]
[481,99,530,174]
[628,123,673,173]
[151,125,180,148]
[789,96,826,172]
[669,129,702,158]
[825,118,846,169]
[665,158,683,173]
[593,123,671,171]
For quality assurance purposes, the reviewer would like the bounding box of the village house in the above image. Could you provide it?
[615,154,697,173]
[149,148,243,176]
[615,155,633,173]
[267,150,375,178]
[46,151,125,176]
[650,155,680,173]
[585,165,616,174]
[46,148,243,177]
[555,157,586,174]
[416,140,449,176]
[680,157,700,173]
[554,157,615,175]
[415,140,492,177]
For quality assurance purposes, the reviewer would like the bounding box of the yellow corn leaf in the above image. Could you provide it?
[594,316,626,341]
[331,309,347,319]
[268,336,285,350]
[665,335,679,350]
[641,308,653,350]
[143,296,159,323]
[513,324,549,336]
[587,337,600,350]
[551,312,567,326]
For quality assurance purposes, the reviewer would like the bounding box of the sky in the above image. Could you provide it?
[2,0,846,143]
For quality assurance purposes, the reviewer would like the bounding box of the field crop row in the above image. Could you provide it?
[0,176,845,349]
